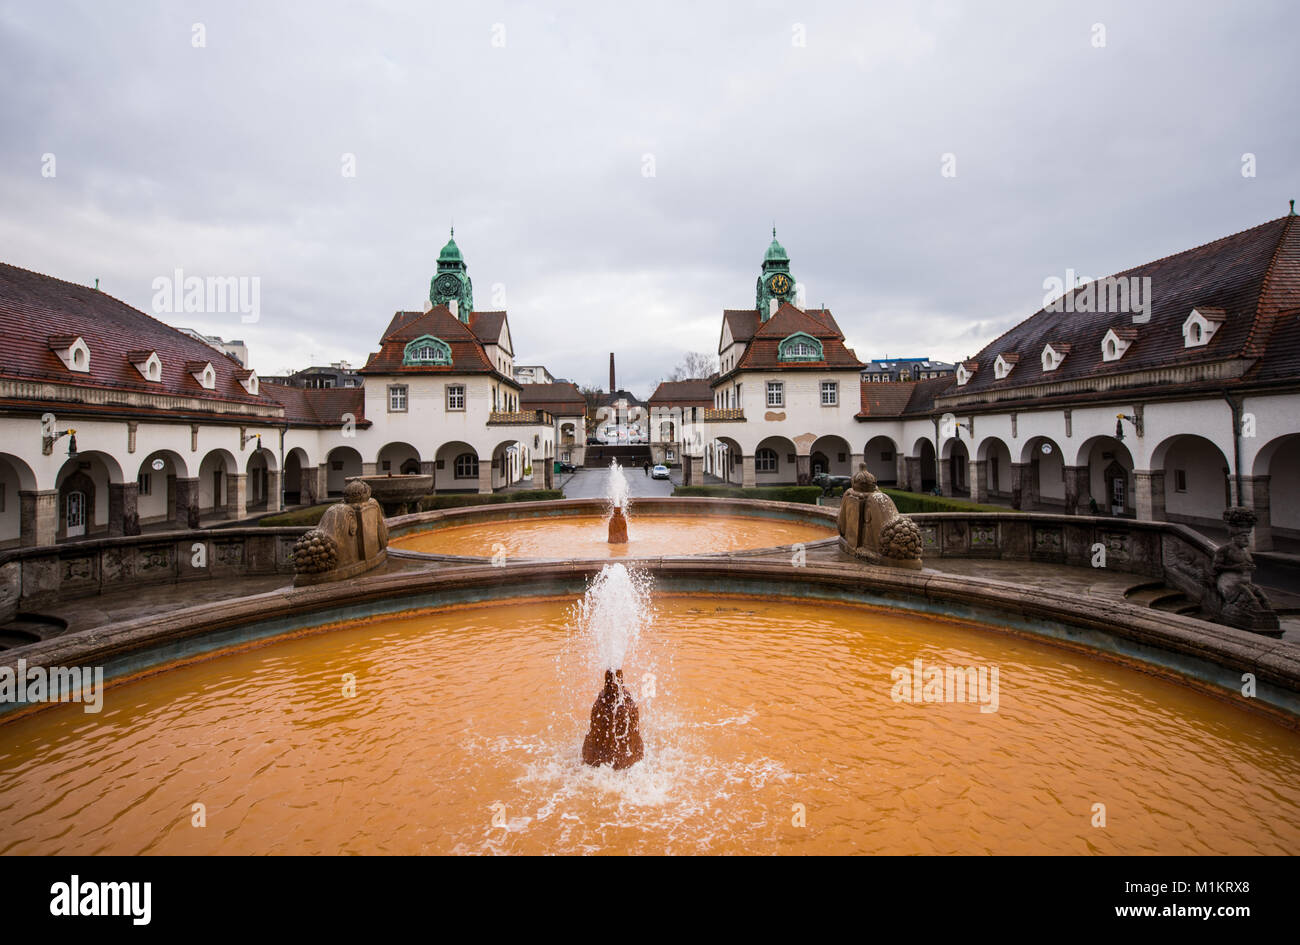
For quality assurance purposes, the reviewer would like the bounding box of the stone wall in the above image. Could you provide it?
[0,527,307,619]
[912,512,1217,604]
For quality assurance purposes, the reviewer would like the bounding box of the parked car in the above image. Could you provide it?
[557,461,576,473]
[651,464,670,480]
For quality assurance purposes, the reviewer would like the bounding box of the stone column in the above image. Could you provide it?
[314,464,330,503]
[108,482,139,537]
[267,469,282,512]
[1242,475,1272,551]
[938,456,952,496]
[795,455,811,485]
[742,455,756,489]
[688,454,703,486]
[850,452,864,476]
[20,490,58,547]
[544,462,555,490]
[174,477,200,528]
[893,452,906,487]
[1010,463,1028,510]
[904,456,921,493]
[478,462,494,495]
[362,462,378,476]
[226,473,247,520]
[1027,460,1042,508]
[1063,465,1090,515]
[968,460,987,504]
[1134,470,1166,522]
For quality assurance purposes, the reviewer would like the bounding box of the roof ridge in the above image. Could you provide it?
[1242,213,1300,358]
[0,260,252,364]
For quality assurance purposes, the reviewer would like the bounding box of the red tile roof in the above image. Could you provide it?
[519,381,586,417]
[469,311,508,349]
[648,379,714,407]
[0,261,278,410]
[717,303,864,383]
[949,214,1300,402]
[361,305,517,383]
[721,309,760,347]
[262,382,368,427]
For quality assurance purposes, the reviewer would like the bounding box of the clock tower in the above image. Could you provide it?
[756,229,795,320]
[429,228,475,322]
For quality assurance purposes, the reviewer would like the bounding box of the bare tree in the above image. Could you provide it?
[667,351,718,381]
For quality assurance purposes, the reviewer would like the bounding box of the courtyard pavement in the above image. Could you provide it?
[558,466,678,499]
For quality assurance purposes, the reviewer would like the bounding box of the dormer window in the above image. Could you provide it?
[993,353,1019,380]
[1101,327,1136,363]
[777,332,823,362]
[1183,307,1225,348]
[1041,342,1071,372]
[48,335,91,374]
[128,350,162,382]
[403,334,452,366]
[186,360,216,389]
[236,369,259,395]
[955,360,978,386]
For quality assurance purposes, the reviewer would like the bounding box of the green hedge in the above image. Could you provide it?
[258,504,332,527]
[415,490,564,511]
[881,489,1013,514]
[671,485,824,505]
[260,490,566,527]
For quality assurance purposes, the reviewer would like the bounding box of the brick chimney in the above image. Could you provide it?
[609,352,615,393]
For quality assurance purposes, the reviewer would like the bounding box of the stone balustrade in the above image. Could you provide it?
[0,527,307,620]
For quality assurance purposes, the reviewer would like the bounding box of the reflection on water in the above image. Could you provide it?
[1,596,1298,855]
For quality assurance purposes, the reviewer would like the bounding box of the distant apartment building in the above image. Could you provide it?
[514,365,555,385]
[175,328,249,368]
[861,357,955,383]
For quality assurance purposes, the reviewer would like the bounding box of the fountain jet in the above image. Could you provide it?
[582,669,644,769]
[606,460,630,544]
[575,563,647,770]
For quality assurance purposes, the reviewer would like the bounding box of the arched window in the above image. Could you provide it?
[403,335,452,366]
[755,448,778,472]
[454,453,479,479]
[777,332,823,362]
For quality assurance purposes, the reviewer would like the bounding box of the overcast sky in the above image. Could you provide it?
[2,1,1297,398]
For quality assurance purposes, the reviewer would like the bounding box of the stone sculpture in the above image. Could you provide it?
[1206,507,1280,633]
[837,466,924,569]
[292,479,389,586]
[582,669,644,769]
[608,506,628,544]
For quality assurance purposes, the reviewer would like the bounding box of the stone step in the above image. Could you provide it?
[1124,583,1197,613]
[0,613,67,650]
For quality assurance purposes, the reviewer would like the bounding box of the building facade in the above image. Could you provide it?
[689,214,1300,550]
[0,233,550,547]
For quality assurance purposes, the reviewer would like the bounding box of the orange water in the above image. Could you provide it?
[390,513,834,558]
[1,596,1298,855]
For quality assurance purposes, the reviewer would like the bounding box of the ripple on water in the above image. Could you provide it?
[0,596,1298,854]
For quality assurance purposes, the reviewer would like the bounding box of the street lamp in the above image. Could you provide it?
[1115,413,1138,441]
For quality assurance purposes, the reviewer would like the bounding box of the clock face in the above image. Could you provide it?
[769,274,790,295]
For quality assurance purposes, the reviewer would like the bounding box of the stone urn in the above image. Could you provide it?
[347,474,434,516]
[837,466,923,569]
[292,480,390,586]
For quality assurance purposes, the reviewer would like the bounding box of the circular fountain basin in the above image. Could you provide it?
[387,497,837,560]
[2,583,1298,855]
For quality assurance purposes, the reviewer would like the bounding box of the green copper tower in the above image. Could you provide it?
[756,228,795,320]
[430,227,475,322]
